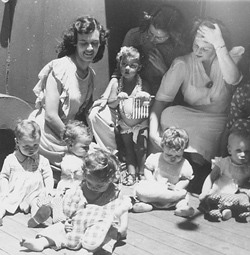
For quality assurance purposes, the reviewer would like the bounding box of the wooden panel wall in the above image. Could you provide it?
[0,0,109,106]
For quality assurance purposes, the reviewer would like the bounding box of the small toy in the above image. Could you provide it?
[204,192,250,222]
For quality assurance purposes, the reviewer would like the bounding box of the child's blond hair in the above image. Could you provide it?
[62,120,93,146]
[161,126,189,152]
[14,119,41,140]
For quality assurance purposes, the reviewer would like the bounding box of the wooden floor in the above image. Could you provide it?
[1,185,250,255]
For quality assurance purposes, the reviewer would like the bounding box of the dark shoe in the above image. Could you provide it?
[28,205,52,228]
[122,173,136,186]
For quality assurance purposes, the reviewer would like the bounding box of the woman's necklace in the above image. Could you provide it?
[118,74,142,94]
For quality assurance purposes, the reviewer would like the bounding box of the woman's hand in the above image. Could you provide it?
[91,98,108,112]
[198,23,225,49]
[148,48,168,75]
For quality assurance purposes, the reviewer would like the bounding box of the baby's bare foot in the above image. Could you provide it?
[20,238,44,251]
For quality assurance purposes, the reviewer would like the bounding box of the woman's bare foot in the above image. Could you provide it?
[20,237,47,251]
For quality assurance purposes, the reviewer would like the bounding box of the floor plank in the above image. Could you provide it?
[1,186,250,255]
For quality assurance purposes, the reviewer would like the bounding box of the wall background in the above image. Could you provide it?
[0,0,250,107]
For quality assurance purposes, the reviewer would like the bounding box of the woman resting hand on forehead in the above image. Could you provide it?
[149,17,244,193]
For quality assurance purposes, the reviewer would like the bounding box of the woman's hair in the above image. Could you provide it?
[139,5,187,46]
[161,126,189,151]
[62,120,93,146]
[14,119,41,140]
[84,148,120,184]
[190,17,232,50]
[57,15,109,62]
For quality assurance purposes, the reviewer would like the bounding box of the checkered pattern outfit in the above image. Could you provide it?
[38,182,121,251]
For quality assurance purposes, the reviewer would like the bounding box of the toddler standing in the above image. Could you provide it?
[133,127,195,217]
[108,46,152,185]
[21,148,132,254]
[0,120,54,226]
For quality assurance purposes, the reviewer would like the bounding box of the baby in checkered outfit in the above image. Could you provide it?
[20,148,132,254]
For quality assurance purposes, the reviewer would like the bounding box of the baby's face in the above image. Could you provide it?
[85,173,110,193]
[228,137,250,165]
[70,136,92,157]
[17,135,40,157]
[120,56,140,79]
[162,145,183,165]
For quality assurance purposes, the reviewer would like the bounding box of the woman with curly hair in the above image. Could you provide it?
[122,4,190,95]
[29,16,109,165]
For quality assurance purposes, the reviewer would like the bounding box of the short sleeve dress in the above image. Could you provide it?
[29,56,95,164]
[156,47,244,161]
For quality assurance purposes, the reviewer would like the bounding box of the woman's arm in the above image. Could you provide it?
[44,73,65,138]
[199,165,220,201]
[149,99,170,150]
[92,77,118,110]
[107,79,120,108]
[199,24,241,85]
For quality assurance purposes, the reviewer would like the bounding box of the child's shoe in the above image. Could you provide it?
[222,209,232,221]
[28,205,51,228]
[174,206,195,218]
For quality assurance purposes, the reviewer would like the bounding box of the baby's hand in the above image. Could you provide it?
[135,91,151,104]
[117,92,129,100]
[64,219,73,233]
[199,192,209,201]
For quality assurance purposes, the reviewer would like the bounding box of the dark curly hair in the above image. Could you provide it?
[84,148,120,184]
[190,17,232,51]
[139,5,187,47]
[57,15,109,63]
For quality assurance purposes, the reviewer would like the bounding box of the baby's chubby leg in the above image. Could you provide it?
[174,193,195,218]
[135,180,187,205]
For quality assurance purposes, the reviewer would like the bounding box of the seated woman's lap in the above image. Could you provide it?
[160,105,227,162]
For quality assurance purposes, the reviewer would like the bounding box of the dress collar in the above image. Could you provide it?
[15,149,39,163]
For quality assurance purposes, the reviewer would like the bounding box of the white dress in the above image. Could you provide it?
[156,47,244,161]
